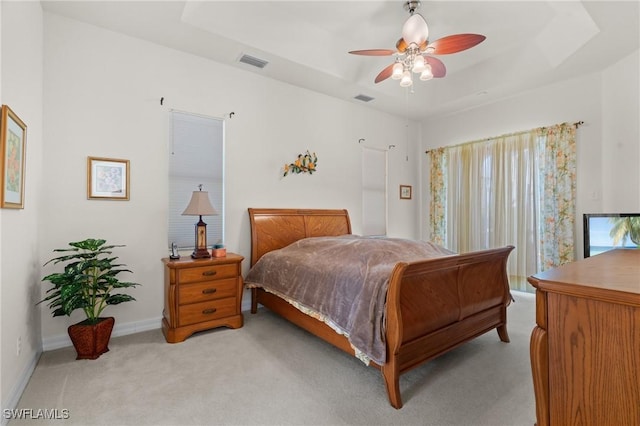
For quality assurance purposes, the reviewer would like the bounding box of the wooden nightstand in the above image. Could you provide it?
[162,253,244,343]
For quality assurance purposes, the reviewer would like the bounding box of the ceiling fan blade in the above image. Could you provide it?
[427,34,486,55]
[375,63,395,83]
[425,56,446,78]
[349,49,396,56]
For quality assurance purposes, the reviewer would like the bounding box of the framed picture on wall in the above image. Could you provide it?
[0,105,27,209]
[87,157,130,200]
[400,185,412,200]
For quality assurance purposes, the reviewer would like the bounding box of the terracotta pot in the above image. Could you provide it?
[67,317,115,360]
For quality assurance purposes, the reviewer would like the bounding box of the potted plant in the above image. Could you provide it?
[39,238,140,359]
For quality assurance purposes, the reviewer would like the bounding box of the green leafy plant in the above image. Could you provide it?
[283,150,318,176]
[39,238,140,324]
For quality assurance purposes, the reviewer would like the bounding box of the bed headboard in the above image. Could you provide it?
[248,208,352,266]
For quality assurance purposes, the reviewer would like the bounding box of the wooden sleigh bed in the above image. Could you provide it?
[246,208,514,409]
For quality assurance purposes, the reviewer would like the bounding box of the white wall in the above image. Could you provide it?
[420,49,640,259]
[38,13,420,346]
[0,0,43,415]
[602,50,640,210]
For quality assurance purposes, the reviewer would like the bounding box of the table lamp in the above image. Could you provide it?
[182,184,217,258]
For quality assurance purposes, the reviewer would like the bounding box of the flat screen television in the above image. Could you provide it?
[583,213,640,258]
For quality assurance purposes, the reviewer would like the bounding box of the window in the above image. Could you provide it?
[362,147,387,236]
[428,123,576,292]
[169,111,224,249]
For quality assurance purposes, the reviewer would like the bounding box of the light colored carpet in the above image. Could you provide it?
[12,292,536,426]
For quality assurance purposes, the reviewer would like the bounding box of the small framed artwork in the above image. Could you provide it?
[87,157,130,200]
[0,105,27,209]
[400,185,412,200]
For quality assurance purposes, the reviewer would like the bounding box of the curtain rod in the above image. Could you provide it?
[425,121,584,154]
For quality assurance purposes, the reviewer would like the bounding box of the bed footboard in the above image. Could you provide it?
[383,245,514,408]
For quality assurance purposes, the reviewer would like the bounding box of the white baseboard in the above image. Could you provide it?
[511,289,535,299]
[110,317,163,338]
[1,351,40,426]
[42,301,255,352]
[241,298,251,313]
[41,316,163,352]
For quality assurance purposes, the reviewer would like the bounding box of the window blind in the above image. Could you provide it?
[362,147,387,236]
[169,111,224,249]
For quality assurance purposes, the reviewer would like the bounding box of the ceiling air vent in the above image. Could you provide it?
[238,54,269,69]
[354,94,375,102]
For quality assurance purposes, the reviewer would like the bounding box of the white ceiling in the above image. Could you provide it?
[40,1,640,120]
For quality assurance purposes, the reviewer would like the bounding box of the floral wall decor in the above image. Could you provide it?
[283,150,317,176]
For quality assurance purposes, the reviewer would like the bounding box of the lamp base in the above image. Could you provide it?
[191,248,211,259]
[191,217,211,259]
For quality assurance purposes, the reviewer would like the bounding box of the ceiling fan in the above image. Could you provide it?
[349,1,486,87]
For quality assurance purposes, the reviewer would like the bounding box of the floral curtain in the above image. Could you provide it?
[537,123,577,270]
[428,148,446,246]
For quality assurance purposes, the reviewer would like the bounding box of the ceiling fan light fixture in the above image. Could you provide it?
[392,62,404,80]
[402,13,428,46]
[400,70,413,87]
[412,55,426,73]
[348,0,484,88]
[419,64,433,81]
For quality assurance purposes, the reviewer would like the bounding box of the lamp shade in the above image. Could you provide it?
[181,190,217,216]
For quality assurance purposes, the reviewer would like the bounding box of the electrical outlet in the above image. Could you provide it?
[16,336,22,356]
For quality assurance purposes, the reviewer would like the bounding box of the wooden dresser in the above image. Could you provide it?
[528,249,640,426]
[162,253,244,343]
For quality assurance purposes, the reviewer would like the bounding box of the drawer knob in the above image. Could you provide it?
[202,308,217,315]
[202,270,217,276]
[202,288,217,295]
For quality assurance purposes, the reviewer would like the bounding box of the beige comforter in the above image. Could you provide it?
[244,235,454,364]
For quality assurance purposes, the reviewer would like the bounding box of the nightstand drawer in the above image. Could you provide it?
[178,297,237,327]
[177,263,237,284]
[178,278,237,304]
